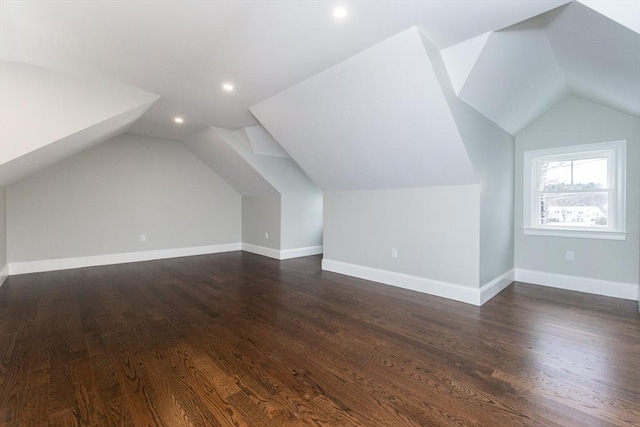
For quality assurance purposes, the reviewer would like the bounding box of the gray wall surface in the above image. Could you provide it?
[281,192,323,250]
[323,185,481,288]
[452,100,515,285]
[515,96,640,284]
[8,133,241,262]
[242,195,281,250]
[218,127,324,250]
[0,186,7,282]
[424,28,516,286]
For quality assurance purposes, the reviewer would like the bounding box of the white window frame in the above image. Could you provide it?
[523,140,626,240]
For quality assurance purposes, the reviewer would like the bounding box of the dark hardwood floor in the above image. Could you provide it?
[0,252,638,426]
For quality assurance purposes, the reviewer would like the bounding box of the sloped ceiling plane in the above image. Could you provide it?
[1,0,638,189]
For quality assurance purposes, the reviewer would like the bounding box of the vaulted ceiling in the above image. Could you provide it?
[0,62,157,185]
[1,0,574,139]
[441,1,640,134]
[1,0,638,189]
[250,27,478,191]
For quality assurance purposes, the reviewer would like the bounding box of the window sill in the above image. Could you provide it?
[522,227,627,240]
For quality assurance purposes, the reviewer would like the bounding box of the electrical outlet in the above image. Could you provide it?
[265,232,269,239]
[566,250,574,261]
[391,248,398,258]
[140,234,146,242]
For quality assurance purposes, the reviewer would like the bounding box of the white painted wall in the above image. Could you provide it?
[242,195,281,250]
[515,96,639,285]
[7,133,241,263]
[0,187,7,285]
[323,186,480,288]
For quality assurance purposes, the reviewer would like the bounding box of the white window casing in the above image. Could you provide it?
[523,140,626,240]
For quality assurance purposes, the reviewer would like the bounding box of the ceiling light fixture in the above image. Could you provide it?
[333,6,348,19]
[222,83,234,92]
[174,117,184,124]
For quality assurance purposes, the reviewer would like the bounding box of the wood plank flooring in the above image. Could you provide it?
[0,252,638,426]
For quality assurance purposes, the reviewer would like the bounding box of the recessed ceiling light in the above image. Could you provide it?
[222,83,234,92]
[333,6,348,19]
[174,117,184,124]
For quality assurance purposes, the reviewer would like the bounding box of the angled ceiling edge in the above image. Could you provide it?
[577,0,640,34]
[250,26,477,191]
[454,18,568,135]
[183,128,278,196]
[0,100,155,185]
[244,123,290,158]
[1,61,159,164]
[211,127,319,195]
[440,32,491,95]
[545,1,640,118]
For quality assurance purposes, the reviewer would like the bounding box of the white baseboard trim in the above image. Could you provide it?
[8,243,242,275]
[241,243,323,260]
[322,259,513,306]
[280,245,323,260]
[480,269,515,305]
[241,243,281,260]
[0,264,8,287]
[6,242,324,277]
[515,269,638,301]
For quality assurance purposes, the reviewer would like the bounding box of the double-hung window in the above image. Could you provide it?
[523,140,626,240]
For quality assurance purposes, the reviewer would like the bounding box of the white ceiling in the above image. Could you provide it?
[183,125,318,196]
[244,125,290,158]
[0,62,157,185]
[0,0,571,141]
[444,1,639,135]
[184,128,278,196]
[214,127,321,195]
[547,2,640,117]
[453,18,569,135]
[251,27,478,191]
[1,0,638,191]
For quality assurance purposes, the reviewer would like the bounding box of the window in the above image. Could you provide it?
[523,141,626,240]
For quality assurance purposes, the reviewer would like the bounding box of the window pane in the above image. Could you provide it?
[573,157,607,189]
[540,157,609,191]
[540,161,571,191]
[539,192,608,227]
